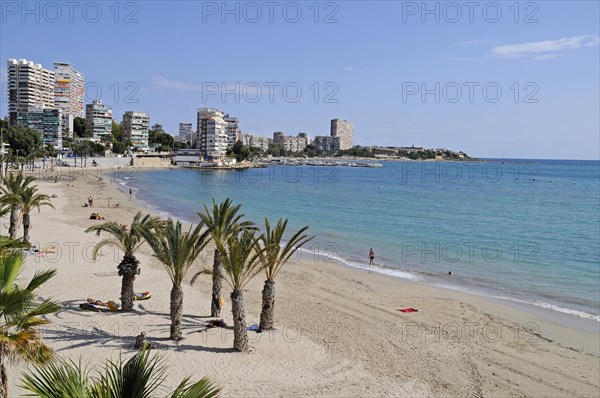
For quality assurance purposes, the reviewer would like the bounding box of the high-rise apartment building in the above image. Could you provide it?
[330,119,353,150]
[178,123,193,143]
[85,100,112,139]
[122,111,150,149]
[53,62,84,135]
[196,108,228,161]
[314,135,341,152]
[273,131,284,144]
[272,132,308,152]
[7,59,55,126]
[224,114,240,148]
[16,106,63,148]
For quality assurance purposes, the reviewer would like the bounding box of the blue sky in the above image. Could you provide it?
[1,0,599,159]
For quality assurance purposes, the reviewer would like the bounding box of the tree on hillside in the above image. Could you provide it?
[111,120,123,142]
[3,125,42,158]
[73,117,89,138]
[112,140,126,154]
[228,141,250,162]
[149,124,174,151]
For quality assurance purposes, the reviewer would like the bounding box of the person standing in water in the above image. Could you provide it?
[369,248,375,273]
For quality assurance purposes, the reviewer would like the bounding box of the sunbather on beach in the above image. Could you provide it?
[79,303,103,312]
[87,298,109,306]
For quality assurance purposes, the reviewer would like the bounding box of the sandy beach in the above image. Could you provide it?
[4,168,599,397]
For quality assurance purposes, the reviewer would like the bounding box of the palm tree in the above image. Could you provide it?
[17,185,54,245]
[85,212,161,311]
[139,219,211,340]
[215,228,266,352]
[0,251,60,398]
[197,198,255,317]
[258,218,312,331]
[20,349,221,397]
[0,203,10,239]
[0,172,35,239]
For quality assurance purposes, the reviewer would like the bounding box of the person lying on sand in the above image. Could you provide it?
[87,298,108,306]
[79,303,103,312]
[207,319,228,328]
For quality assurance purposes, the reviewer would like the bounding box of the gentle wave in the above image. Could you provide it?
[300,246,600,322]
[432,283,600,322]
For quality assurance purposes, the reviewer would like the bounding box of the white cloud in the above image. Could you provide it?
[532,54,562,61]
[341,66,353,71]
[147,75,261,96]
[450,39,498,47]
[149,75,203,91]
[490,35,600,58]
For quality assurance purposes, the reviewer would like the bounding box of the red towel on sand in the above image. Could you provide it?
[398,308,419,313]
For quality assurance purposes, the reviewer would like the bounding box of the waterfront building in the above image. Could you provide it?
[16,106,63,148]
[196,108,228,161]
[314,135,341,152]
[224,114,240,148]
[178,122,193,143]
[122,111,150,149]
[85,100,112,140]
[330,119,353,150]
[7,59,55,126]
[53,62,84,135]
[273,131,285,144]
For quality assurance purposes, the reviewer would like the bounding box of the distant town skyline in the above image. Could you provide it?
[1,1,598,159]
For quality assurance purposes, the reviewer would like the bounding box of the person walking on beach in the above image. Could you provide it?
[369,248,375,273]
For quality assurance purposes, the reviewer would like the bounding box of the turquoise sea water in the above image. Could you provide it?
[115,159,600,321]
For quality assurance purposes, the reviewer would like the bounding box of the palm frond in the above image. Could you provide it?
[93,349,166,398]
[169,376,221,398]
[196,198,255,248]
[139,219,210,285]
[20,357,90,398]
[216,228,268,291]
[259,218,313,281]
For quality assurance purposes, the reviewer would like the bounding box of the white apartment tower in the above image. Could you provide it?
[7,59,55,126]
[122,111,150,149]
[85,100,112,139]
[224,114,240,147]
[53,62,84,135]
[196,108,228,161]
[178,123,193,143]
[330,119,354,150]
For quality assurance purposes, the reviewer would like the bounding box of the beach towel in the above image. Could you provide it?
[246,323,260,332]
[398,308,419,313]
[134,292,151,300]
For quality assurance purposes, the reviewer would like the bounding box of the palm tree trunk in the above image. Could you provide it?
[231,289,248,352]
[0,353,8,398]
[211,249,223,317]
[259,280,276,331]
[8,205,19,240]
[120,272,136,312]
[170,284,183,340]
[22,211,31,245]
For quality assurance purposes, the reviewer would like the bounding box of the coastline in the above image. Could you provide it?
[5,170,599,397]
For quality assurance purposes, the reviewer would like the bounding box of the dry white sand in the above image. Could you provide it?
[4,170,599,397]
